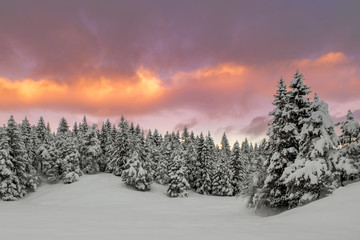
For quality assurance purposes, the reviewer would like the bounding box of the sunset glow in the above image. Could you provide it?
[0,0,359,144]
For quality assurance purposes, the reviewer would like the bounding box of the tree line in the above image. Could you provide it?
[0,71,359,211]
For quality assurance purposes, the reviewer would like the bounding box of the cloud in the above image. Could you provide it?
[0,52,360,122]
[215,125,237,135]
[173,118,198,132]
[239,116,270,137]
[0,67,165,116]
[0,1,359,82]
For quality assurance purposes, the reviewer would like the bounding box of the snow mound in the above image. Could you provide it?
[0,174,359,240]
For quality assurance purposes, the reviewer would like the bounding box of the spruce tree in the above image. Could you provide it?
[56,118,82,184]
[20,117,36,165]
[183,136,197,188]
[6,116,39,196]
[153,129,163,147]
[98,119,113,172]
[156,132,172,184]
[252,78,291,209]
[336,110,360,183]
[144,130,160,179]
[107,117,131,175]
[230,141,246,195]
[241,138,250,153]
[36,139,59,183]
[72,122,79,137]
[281,94,339,207]
[339,110,360,145]
[0,127,24,201]
[212,147,234,196]
[221,132,231,159]
[80,125,102,174]
[193,133,215,195]
[122,149,152,191]
[36,116,47,145]
[79,116,89,136]
[167,149,190,197]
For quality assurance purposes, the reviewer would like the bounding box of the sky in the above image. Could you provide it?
[0,0,360,145]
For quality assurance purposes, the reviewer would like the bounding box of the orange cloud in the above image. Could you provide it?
[0,51,359,122]
[0,67,165,115]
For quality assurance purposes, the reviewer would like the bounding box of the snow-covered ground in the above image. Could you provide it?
[0,174,359,240]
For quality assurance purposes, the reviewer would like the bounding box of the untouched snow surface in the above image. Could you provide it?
[0,174,359,240]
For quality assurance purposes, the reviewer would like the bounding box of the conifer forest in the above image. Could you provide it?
[1,72,359,213]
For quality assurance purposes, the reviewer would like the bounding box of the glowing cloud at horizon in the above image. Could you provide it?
[0,0,359,143]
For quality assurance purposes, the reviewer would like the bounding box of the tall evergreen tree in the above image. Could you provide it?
[212,147,234,196]
[6,116,39,196]
[55,118,82,184]
[252,78,291,209]
[36,139,59,183]
[156,132,173,184]
[339,110,360,145]
[221,132,231,158]
[72,122,79,137]
[336,110,360,183]
[36,117,47,144]
[79,116,89,136]
[167,148,190,197]
[193,133,215,195]
[230,141,246,195]
[107,117,131,175]
[281,94,339,207]
[20,117,36,166]
[122,148,152,191]
[80,125,102,174]
[0,127,24,201]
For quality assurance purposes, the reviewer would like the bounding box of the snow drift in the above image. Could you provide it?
[0,174,359,240]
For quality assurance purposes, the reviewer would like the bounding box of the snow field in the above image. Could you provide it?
[0,174,359,240]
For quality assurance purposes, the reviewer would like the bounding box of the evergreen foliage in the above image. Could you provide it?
[280,94,339,207]
[80,125,102,174]
[122,149,152,191]
[167,149,190,197]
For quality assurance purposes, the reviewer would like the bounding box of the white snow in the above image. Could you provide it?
[0,173,359,240]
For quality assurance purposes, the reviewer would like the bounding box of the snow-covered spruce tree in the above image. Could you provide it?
[335,110,360,184]
[183,136,197,188]
[6,116,39,197]
[167,148,190,198]
[33,116,48,170]
[221,132,231,159]
[241,138,250,154]
[257,72,311,209]
[122,148,152,191]
[246,148,267,209]
[99,119,113,171]
[339,110,359,145]
[0,127,24,201]
[79,116,89,137]
[280,94,339,208]
[193,133,215,195]
[251,78,292,209]
[152,129,163,147]
[56,117,82,184]
[107,117,131,176]
[36,139,59,183]
[156,132,173,184]
[72,122,79,137]
[211,147,234,196]
[144,130,160,179]
[20,117,36,166]
[36,116,47,145]
[230,141,247,195]
[80,124,102,174]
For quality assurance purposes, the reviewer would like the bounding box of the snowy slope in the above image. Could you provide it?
[0,174,359,240]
